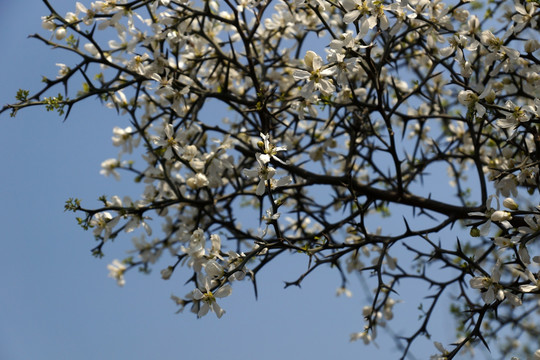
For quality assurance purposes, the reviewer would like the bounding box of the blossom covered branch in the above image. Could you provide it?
[5,0,540,358]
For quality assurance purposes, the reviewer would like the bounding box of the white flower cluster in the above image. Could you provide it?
[175,229,250,318]
[468,194,540,308]
[243,133,292,196]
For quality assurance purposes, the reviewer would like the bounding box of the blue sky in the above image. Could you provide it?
[0,1,477,359]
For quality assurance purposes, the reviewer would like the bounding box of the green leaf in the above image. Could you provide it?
[15,89,29,102]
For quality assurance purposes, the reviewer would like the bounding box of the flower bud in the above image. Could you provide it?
[491,210,512,222]
[161,266,173,280]
[458,90,477,107]
[482,89,496,104]
[362,305,373,317]
[55,27,66,40]
[503,197,518,210]
[41,16,55,31]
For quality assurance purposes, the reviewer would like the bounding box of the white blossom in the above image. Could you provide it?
[107,259,127,286]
